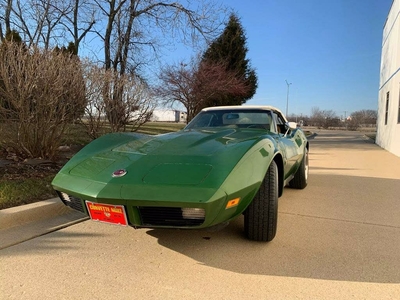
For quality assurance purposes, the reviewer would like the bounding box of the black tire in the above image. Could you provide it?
[244,160,278,242]
[289,147,309,189]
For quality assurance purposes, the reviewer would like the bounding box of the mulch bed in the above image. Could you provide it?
[0,146,78,181]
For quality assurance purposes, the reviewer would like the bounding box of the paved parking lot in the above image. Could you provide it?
[1,129,399,299]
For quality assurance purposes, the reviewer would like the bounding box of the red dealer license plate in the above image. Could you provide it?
[86,201,128,226]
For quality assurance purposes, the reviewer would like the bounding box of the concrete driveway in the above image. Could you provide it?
[0,129,399,299]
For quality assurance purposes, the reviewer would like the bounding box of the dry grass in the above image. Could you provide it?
[0,175,56,209]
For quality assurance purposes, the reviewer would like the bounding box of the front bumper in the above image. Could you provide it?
[54,182,259,229]
[56,189,230,229]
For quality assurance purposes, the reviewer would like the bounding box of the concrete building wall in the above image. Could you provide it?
[377,0,400,157]
[151,109,187,122]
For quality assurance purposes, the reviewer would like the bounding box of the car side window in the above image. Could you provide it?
[272,112,287,135]
[270,112,278,133]
[276,113,292,135]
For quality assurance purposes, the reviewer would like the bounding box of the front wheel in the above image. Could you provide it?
[244,160,278,242]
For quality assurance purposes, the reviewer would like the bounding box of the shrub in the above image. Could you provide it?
[0,42,86,159]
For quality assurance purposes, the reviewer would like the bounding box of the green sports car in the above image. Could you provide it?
[52,106,309,242]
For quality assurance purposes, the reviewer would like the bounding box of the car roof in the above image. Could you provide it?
[201,105,285,116]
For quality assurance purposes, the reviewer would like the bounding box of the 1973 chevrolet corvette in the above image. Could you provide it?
[52,106,309,242]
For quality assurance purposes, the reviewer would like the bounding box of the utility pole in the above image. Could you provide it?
[285,80,292,116]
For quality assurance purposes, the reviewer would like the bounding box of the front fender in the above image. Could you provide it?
[212,138,277,220]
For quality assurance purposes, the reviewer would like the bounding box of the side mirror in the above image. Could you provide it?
[284,122,297,137]
[287,122,297,130]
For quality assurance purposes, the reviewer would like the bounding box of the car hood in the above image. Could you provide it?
[53,128,271,201]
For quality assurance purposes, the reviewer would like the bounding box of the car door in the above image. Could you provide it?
[271,111,304,179]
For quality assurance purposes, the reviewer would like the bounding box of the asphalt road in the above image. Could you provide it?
[1,130,400,299]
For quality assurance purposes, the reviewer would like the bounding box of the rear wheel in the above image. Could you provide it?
[289,147,309,189]
[244,160,278,242]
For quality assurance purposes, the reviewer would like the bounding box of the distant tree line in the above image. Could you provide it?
[287,107,377,130]
[0,0,257,159]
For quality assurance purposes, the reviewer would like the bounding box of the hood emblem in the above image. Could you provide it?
[112,169,127,177]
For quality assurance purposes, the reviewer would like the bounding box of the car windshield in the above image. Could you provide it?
[185,109,273,131]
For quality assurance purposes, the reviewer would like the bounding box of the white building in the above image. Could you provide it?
[151,109,187,123]
[377,0,400,157]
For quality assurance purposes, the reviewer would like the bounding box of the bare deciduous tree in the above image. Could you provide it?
[0,42,86,159]
[1,0,225,61]
[347,109,377,130]
[94,0,225,127]
[309,107,339,129]
[60,0,96,54]
[82,61,156,137]
[157,58,251,122]
[0,0,227,136]
[8,0,70,49]
[157,60,197,121]
[95,0,225,75]
[0,0,96,52]
[0,0,13,40]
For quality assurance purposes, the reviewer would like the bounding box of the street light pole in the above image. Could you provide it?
[285,80,292,116]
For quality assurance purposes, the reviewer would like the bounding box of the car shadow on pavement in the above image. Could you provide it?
[147,173,400,284]
[147,216,400,284]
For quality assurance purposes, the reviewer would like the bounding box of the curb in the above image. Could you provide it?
[0,197,76,230]
[0,198,88,249]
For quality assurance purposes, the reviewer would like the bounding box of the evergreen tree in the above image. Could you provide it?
[5,30,23,44]
[201,13,257,107]
[54,42,78,55]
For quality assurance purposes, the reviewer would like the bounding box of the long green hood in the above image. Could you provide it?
[52,128,271,202]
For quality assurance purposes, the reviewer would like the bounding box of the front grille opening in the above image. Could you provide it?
[138,206,205,227]
[56,191,85,213]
